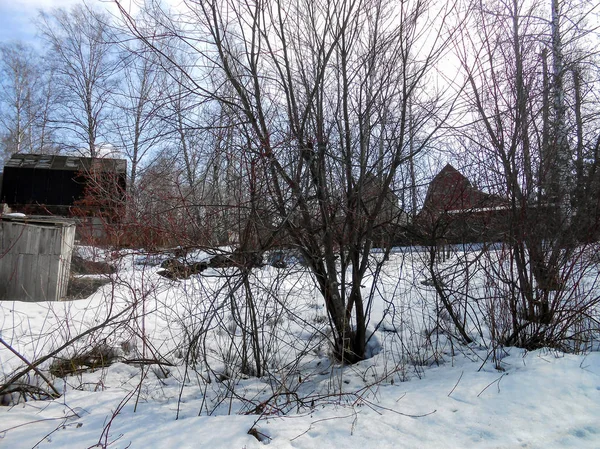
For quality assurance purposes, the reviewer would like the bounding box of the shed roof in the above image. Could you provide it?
[1,214,76,227]
[5,154,127,173]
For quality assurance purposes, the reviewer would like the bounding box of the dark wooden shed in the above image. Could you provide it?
[0,154,126,217]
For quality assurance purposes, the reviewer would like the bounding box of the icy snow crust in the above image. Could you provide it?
[1,246,599,448]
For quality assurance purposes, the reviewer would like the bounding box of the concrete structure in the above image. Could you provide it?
[0,215,76,301]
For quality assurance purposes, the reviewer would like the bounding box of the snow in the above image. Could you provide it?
[2,213,27,218]
[2,350,599,448]
[1,247,600,448]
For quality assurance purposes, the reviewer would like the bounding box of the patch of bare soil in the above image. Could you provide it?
[65,276,110,300]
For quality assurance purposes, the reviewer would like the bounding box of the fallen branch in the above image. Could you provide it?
[0,337,60,398]
[0,304,135,397]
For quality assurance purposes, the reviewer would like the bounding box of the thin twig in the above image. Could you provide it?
[0,413,78,435]
[477,373,507,398]
[448,371,463,397]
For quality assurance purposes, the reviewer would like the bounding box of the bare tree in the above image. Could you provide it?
[0,42,35,159]
[38,5,118,157]
[0,42,57,161]
[118,0,460,362]
[454,0,600,347]
[113,40,168,200]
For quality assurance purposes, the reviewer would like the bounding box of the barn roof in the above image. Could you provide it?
[421,164,506,213]
[5,154,127,173]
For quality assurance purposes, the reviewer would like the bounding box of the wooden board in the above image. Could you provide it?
[0,219,76,301]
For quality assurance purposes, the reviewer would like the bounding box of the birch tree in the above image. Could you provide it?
[38,5,118,157]
[455,0,600,346]
[113,41,167,198]
[0,42,57,160]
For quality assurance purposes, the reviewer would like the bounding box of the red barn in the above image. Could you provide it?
[416,164,509,243]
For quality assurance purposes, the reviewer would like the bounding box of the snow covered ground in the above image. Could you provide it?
[1,247,599,448]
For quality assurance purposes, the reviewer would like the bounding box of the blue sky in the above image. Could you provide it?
[0,2,40,43]
[0,0,114,44]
